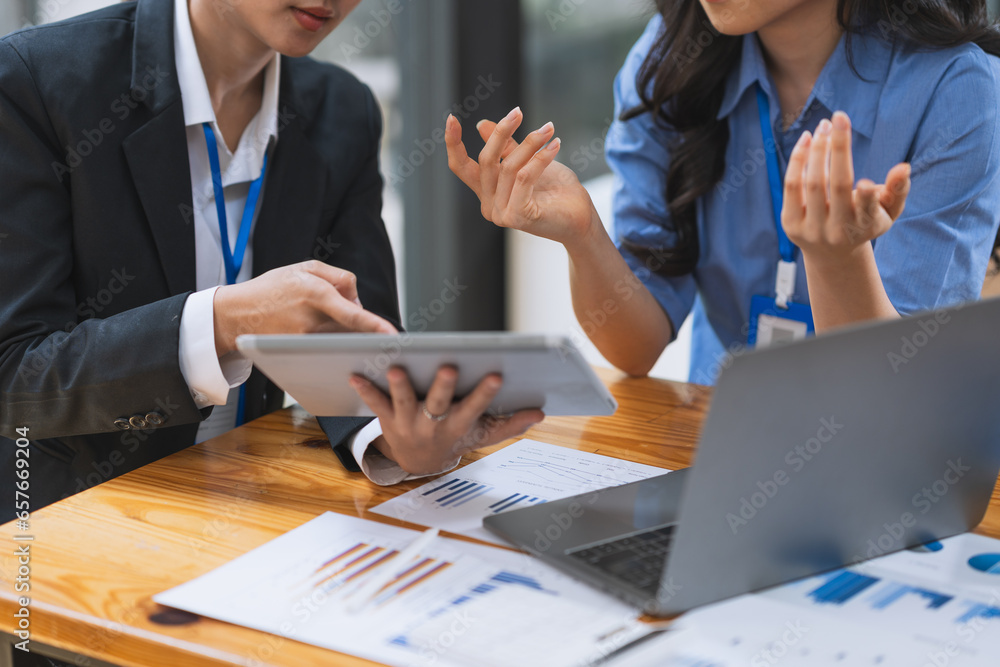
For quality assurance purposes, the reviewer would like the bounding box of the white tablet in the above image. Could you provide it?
[235,333,618,418]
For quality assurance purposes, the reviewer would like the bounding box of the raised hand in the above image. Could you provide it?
[445,107,599,250]
[782,111,912,263]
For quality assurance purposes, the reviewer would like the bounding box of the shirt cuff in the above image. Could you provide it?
[349,420,462,486]
[178,287,254,408]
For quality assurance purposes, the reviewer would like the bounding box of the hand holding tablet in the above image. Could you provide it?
[349,366,545,476]
[237,333,617,476]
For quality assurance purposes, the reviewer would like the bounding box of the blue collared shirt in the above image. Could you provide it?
[607,17,1000,385]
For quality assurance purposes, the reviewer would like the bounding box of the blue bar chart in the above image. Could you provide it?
[488,493,543,513]
[808,571,880,605]
[415,475,547,516]
[762,536,1000,664]
[421,478,498,508]
[956,602,1000,624]
[372,439,669,545]
[391,570,558,648]
[869,583,951,610]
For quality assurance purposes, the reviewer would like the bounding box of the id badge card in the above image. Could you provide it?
[747,295,815,348]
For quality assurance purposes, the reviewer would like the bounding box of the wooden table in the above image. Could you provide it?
[2,368,998,667]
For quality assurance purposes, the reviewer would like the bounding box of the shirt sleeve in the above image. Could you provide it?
[178,287,253,408]
[874,49,1000,315]
[348,419,461,486]
[606,15,698,340]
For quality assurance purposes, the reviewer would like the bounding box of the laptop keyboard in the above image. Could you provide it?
[565,524,676,597]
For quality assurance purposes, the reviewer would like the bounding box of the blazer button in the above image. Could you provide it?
[129,415,148,430]
[114,418,132,431]
[145,411,166,427]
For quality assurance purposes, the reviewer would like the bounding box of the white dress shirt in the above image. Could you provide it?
[172,0,454,484]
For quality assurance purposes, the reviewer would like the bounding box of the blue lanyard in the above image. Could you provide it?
[202,122,269,425]
[201,122,269,285]
[755,86,797,264]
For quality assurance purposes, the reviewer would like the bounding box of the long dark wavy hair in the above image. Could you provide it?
[622,0,1000,277]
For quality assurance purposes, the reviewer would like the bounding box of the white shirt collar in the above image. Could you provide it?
[174,0,280,184]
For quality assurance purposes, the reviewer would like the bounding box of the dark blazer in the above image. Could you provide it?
[0,0,401,521]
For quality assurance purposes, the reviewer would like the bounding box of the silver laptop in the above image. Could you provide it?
[485,297,1000,616]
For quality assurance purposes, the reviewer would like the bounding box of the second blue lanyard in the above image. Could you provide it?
[755,85,797,266]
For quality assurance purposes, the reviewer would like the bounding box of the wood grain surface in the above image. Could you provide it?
[1,368,997,667]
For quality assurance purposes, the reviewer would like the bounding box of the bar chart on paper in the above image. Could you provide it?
[154,512,652,667]
[301,538,455,608]
[618,535,1000,667]
[372,439,669,545]
[417,478,545,514]
[757,534,1000,663]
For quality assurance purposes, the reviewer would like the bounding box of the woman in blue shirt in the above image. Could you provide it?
[446,0,1000,384]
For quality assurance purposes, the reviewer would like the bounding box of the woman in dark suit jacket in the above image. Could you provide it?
[0,0,542,521]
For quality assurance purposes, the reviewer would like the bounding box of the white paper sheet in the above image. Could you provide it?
[604,533,1000,666]
[371,439,671,545]
[155,512,650,667]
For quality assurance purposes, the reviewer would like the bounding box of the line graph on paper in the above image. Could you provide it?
[372,439,670,545]
[495,455,638,489]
